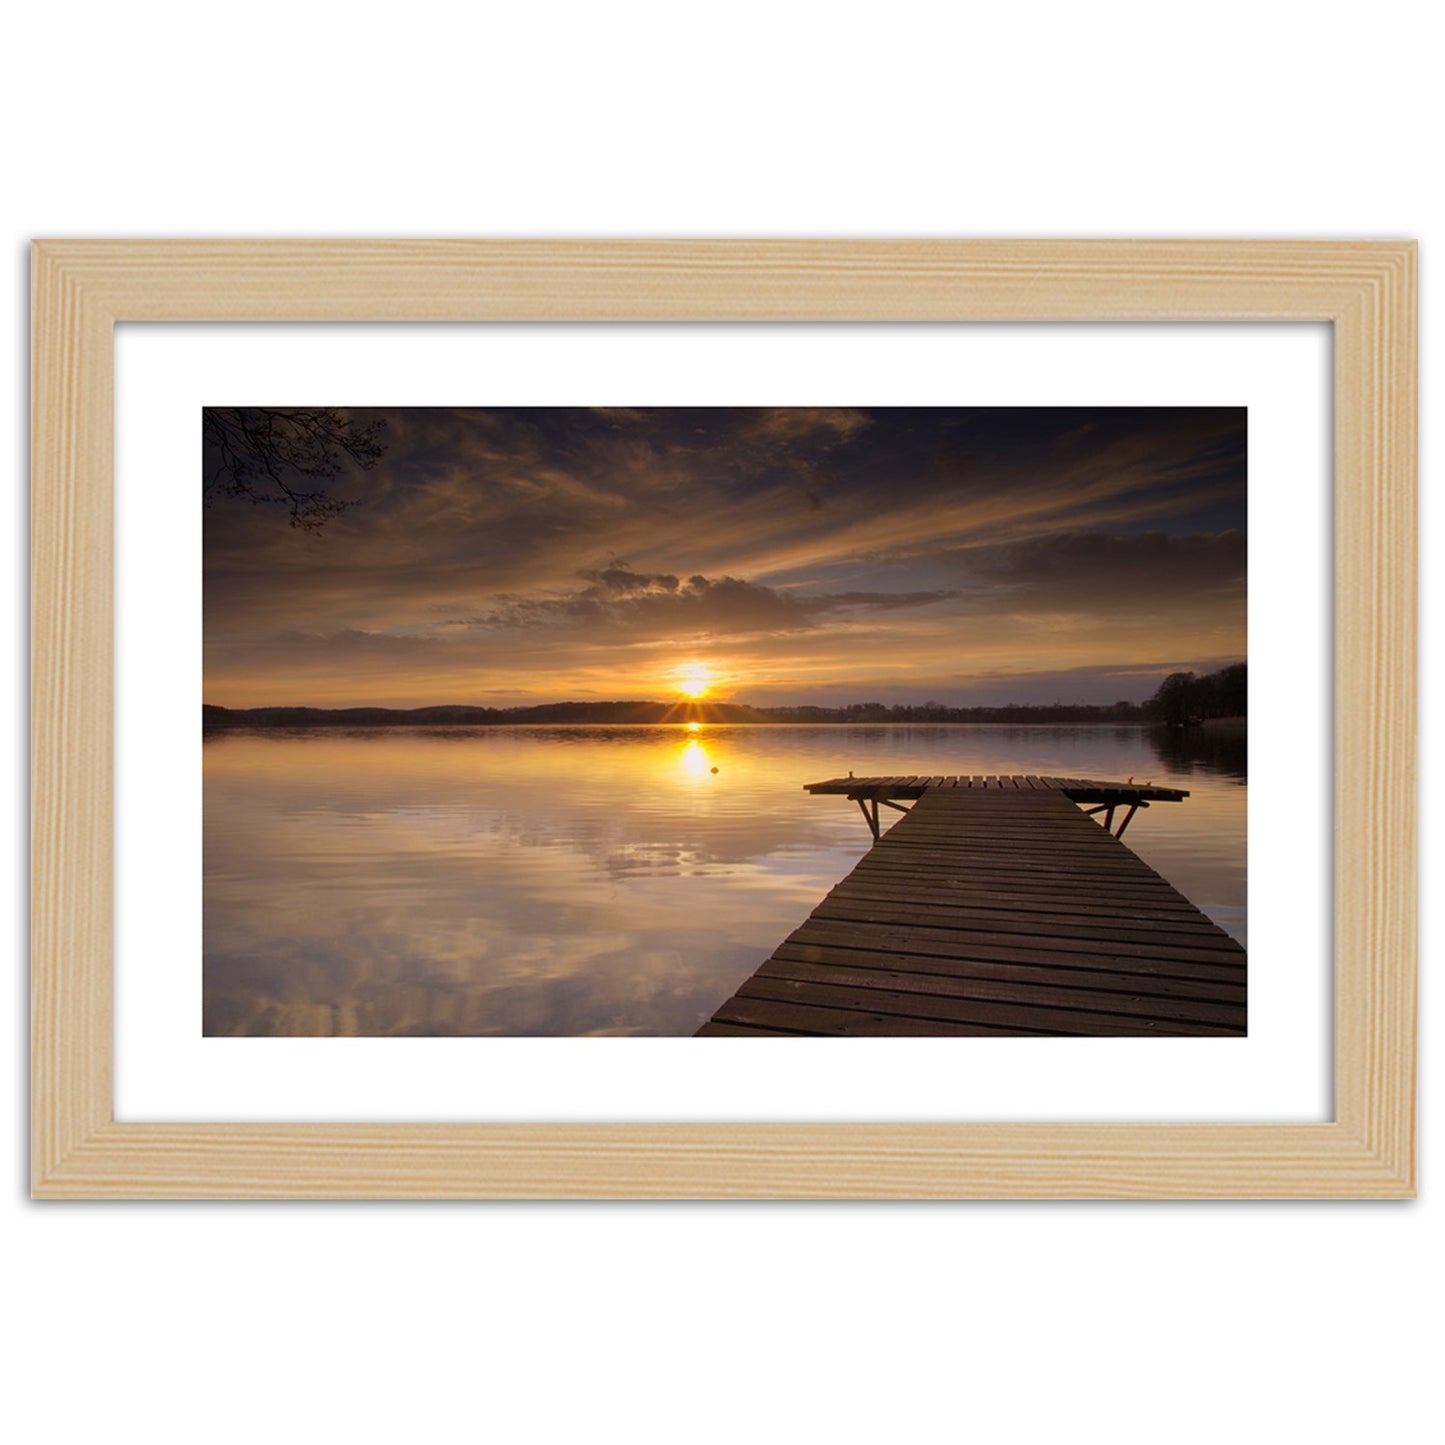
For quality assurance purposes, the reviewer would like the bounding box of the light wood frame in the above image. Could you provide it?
[31,240,1417,1199]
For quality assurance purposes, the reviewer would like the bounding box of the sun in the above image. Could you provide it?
[675,664,715,700]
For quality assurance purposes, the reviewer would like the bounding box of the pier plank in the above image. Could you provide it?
[829,881,1231,931]
[757,957,1247,1029]
[700,776,1246,1037]
[802,908,1245,965]
[713,995,1047,1037]
[814,897,1239,950]
[788,918,1246,985]
[769,940,1247,1004]
[736,975,1238,1037]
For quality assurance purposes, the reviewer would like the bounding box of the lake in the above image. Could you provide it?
[203,724,1246,1036]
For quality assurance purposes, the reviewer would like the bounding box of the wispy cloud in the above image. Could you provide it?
[204,407,1246,707]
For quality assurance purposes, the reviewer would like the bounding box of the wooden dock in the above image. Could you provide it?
[697,775,1246,1037]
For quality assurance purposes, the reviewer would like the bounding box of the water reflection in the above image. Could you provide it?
[679,734,714,779]
[204,724,1247,1036]
[1145,722,1247,779]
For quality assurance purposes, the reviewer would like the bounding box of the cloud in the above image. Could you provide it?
[261,627,449,655]
[823,590,959,611]
[578,565,680,596]
[204,407,1248,707]
[963,530,1246,607]
[446,564,959,641]
[743,407,873,449]
[207,406,1240,639]
[454,571,813,638]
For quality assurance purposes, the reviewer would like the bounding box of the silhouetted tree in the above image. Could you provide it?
[1145,663,1247,724]
[1148,671,1200,724]
[1215,662,1247,717]
[203,407,386,531]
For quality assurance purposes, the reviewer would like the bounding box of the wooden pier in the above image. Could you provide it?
[697,775,1246,1037]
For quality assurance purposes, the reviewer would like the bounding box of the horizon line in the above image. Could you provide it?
[201,697,1225,715]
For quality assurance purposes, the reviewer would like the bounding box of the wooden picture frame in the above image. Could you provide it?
[31,240,1417,1198]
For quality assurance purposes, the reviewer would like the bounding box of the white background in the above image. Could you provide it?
[3,5,1436,1444]
[114,322,1329,1123]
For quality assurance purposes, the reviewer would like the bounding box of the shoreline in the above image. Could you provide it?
[204,715,1247,732]
[204,704,1248,731]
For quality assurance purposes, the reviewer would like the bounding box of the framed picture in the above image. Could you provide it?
[31,240,1416,1198]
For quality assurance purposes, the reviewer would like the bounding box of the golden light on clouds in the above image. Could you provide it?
[203,406,1247,710]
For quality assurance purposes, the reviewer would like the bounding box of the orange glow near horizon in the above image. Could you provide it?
[675,664,716,700]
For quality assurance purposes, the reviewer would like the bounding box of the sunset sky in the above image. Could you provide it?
[203,406,1246,709]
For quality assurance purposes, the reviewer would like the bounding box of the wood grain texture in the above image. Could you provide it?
[1330,244,1418,1184]
[29,240,1417,1198]
[700,789,1246,1038]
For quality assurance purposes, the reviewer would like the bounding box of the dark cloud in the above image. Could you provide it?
[824,590,959,611]
[445,565,955,641]
[742,407,873,450]
[578,565,681,596]
[204,407,1247,707]
[961,530,1246,608]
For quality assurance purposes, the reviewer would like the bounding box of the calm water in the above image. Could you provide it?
[204,724,1246,1036]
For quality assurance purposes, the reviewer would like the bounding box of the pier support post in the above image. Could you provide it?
[1115,801,1146,838]
[855,796,881,842]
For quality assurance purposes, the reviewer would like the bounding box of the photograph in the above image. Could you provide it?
[203,404,1248,1038]
[9,13,1431,1442]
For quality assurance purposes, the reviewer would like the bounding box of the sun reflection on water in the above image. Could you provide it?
[679,735,714,779]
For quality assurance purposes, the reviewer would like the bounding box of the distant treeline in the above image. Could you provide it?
[1143,662,1247,726]
[203,665,1245,730]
